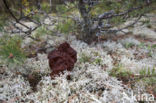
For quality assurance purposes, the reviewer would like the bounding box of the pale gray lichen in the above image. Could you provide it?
[25,53,50,74]
[24,64,134,103]
[0,75,31,102]
[119,37,141,46]
[0,34,155,103]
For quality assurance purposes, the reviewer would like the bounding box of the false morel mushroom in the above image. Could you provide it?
[48,42,77,78]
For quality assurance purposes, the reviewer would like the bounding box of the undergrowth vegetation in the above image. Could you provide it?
[33,26,52,39]
[0,15,8,32]
[139,67,156,85]
[0,0,155,102]
[56,18,76,35]
[109,64,133,83]
[0,35,26,67]
[110,64,156,96]
[79,53,91,63]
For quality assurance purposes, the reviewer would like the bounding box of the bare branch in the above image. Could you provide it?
[98,0,152,20]
[101,14,143,34]
[2,0,30,30]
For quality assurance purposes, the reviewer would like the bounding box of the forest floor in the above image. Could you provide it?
[0,13,156,103]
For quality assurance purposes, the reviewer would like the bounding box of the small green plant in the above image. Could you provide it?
[147,44,154,57]
[109,64,133,82]
[139,67,156,77]
[79,53,91,63]
[0,35,26,67]
[124,42,134,49]
[94,58,102,65]
[92,51,99,56]
[138,43,155,57]
[56,19,75,34]
[32,13,41,23]
[33,26,52,39]
[141,19,150,25]
[138,42,145,48]
[0,16,7,32]
[41,2,51,13]
[139,67,156,87]
[139,67,156,99]
[56,5,68,14]
[151,44,156,49]
[22,0,31,16]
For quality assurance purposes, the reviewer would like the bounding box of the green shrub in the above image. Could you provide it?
[0,35,26,67]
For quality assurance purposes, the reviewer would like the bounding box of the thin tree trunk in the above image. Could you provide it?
[78,0,96,43]
[36,0,41,10]
[19,0,23,18]
[49,0,52,12]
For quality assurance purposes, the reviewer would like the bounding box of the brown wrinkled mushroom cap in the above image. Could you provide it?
[48,42,77,78]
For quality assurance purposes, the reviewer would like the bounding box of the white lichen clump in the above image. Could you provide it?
[0,35,155,103]
[23,64,134,103]
[119,37,141,46]
[25,53,50,74]
[0,75,31,102]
